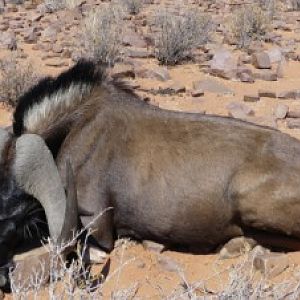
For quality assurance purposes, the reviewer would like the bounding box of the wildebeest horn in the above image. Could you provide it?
[13,134,78,244]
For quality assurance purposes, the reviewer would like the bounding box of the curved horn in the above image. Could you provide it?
[13,134,77,244]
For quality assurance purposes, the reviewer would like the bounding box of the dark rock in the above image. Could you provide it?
[254,71,277,81]
[191,89,204,97]
[258,90,277,98]
[278,90,300,100]
[244,94,260,102]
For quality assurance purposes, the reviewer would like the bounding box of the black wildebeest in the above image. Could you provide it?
[0,60,300,289]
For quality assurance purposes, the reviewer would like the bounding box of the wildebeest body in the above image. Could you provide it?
[55,81,300,252]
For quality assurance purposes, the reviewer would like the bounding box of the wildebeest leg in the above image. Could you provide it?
[78,180,114,252]
[232,162,300,249]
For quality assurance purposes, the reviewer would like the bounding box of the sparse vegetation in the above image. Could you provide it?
[229,4,270,49]
[123,0,143,15]
[83,5,124,66]
[154,7,214,65]
[0,53,38,108]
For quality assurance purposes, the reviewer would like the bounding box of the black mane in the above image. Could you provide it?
[13,60,104,136]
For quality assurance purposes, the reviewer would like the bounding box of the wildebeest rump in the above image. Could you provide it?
[0,61,300,288]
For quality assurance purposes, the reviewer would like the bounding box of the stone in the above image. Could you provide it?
[193,79,234,96]
[276,58,286,78]
[238,70,255,83]
[278,90,300,100]
[254,253,289,278]
[227,102,254,119]
[210,49,238,80]
[287,118,300,129]
[258,90,277,98]
[244,94,260,102]
[45,58,67,67]
[12,246,50,289]
[24,28,38,44]
[157,255,182,273]
[126,48,152,58]
[52,45,63,54]
[274,104,289,119]
[254,71,277,81]
[252,52,271,69]
[191,89,204,97]
[219,237,257,259]
[149,67,171,81]
[122,30,147,48]
[143,240,165,253]
[287,109,300,118]
[266,47,282,63]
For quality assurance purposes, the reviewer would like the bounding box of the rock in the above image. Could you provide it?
[287,118,300,129]
[274,104,289,119]
[254,253,289,278]
[287,109,300,118]
[227,102,254,119]
[244,94,260,102]
[254,70,277,81]
[278,90,300,100]
[157,255,182,273]
[252,52,271,69]
[276,58,286,78]
[219,237,257,259]
[0,32,17,50]
[83,246,107,264]
[24,28,38,44]
[12,246,50,289]
[45,58,67,67]
[266,47,282,63]
[258,90,277,98]
[191,89,204,97]
[249,245,270,260]
[238,69,255,83]
[41,25,59,42]
[193,79,234,96]
[210,49,238,80]
[143,240,165,253]
[122,30,147,48]
[148,67,171,81]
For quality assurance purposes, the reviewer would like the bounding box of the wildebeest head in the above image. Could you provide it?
[0,129,78,290]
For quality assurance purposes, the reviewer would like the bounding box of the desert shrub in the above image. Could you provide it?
[154,7,214,65]
[229,4,270,49]
[123,0,143,15]
[0,53,38,108]
[257,0,278,18]
[83,5,124,66]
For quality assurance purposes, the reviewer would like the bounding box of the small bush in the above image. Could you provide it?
[154,7,214,65]
[123,0,143,15]
[0,53,38,108]
[229,4,270,49]
[83,5,124,66]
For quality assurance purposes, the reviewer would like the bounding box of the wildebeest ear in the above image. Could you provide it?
[13,134,78,244]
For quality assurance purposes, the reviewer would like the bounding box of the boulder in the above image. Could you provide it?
[252,52,271,69]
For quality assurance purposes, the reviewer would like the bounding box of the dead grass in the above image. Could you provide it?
[82,4,124,66]
[0,52,39,108]
[228,3,271,49]
[154,6,213,65]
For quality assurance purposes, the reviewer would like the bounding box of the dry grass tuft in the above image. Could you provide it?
[82,4,124,66]
[154,6,213,65]
[0,52,39,108]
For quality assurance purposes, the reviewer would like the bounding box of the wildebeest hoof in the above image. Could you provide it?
[83,246,108,264]
[219,237,257,259]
